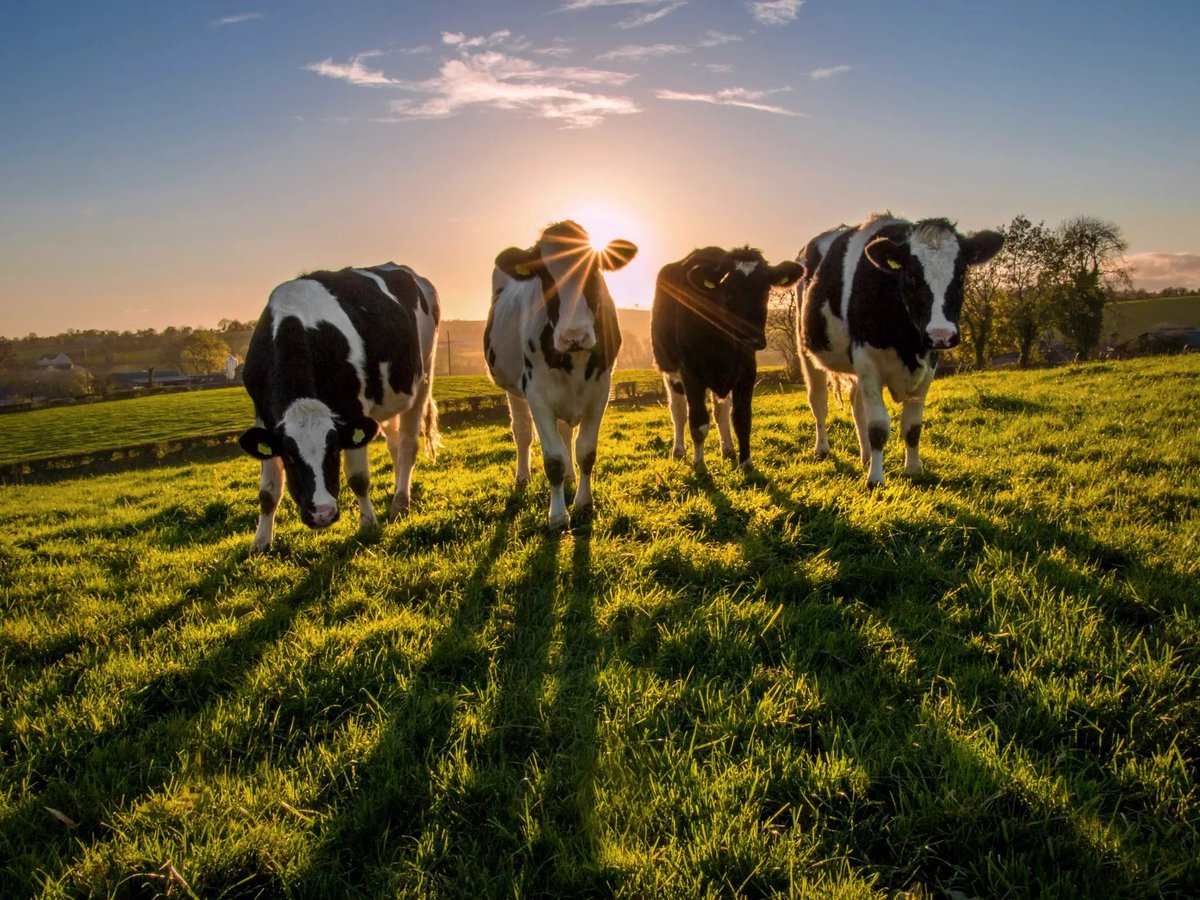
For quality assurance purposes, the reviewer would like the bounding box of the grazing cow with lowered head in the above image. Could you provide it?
[485,220,637,528]
[238,263,440,551]
[652,246,805,469]
[798,214,1003,487]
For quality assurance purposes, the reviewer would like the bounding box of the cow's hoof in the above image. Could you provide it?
[249,541,270,555]
[739,459,754,472]
[515,475,530,490]
[722,447,737,462]
[571,502,594,524]
[671,449,686,461]
[548,513,570,531]
[865,479,883,491]
[360,515,381,532]
[814,449,829,461]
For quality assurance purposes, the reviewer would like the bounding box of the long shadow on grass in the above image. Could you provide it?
[0,533,368,891]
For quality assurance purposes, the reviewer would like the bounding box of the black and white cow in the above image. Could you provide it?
[652,246,805,470]
[484,220,637,528]
[238,263,440,551]
[798,214,1004,487]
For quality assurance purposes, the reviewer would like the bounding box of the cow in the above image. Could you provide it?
[798,214,1004,487]
[237,262,440,552]
[484,220,637,528]
[651,246,805,470]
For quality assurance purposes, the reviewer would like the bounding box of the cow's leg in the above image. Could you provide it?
[529,398,571,529]
[856,367,891,488]
[713,390,736,462]
[571,391,608,517]
[800,353,830,460]
[685,379,711,470]
[730,378,754,469]
[663,373,687,459]
[251,456,284,553]
[849,381,871,467]
[901,369,934,476]
[507,392,534,488]
[390,399,424,518]
[344,443,378,530]
[557,419,577,493]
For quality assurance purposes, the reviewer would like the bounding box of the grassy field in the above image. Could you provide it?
[0,371,669,468]
[1105,295,1200,342]
[1,356,1197,897]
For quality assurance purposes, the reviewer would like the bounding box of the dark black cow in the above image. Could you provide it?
[238,263,440,551]
[798,214,1004,486]
[484,220,637,528]
[652,246,805,469]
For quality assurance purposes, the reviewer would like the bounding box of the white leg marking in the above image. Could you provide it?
[252,456,284,553]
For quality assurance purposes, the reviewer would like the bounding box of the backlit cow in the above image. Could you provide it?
[484,220,637,528]
[798,214,1003,487]
[238,263,440,551]
[652,246,805,469]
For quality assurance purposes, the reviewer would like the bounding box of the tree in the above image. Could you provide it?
[0,337,14,371]
[765,285,802,381]
[961,252,1005,369]
[177,331,230,375]
[1052,216,1130,360]
[995,215,1056,367]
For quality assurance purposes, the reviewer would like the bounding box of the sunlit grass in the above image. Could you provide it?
[0,355,1197,897]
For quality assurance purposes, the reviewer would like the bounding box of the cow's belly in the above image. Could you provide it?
[365,367,425,420]
[853,344,933,401]
[528,364,608,426]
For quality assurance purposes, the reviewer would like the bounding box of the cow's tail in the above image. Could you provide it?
[422,392,442,461]
[830,372,856,409]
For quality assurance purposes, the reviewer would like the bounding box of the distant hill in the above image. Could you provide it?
[1104,294,1200,343]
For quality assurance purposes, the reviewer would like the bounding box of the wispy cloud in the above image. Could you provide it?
[390,44,640,128]
[597,43,688,62]
[656,86,802,116]
[809,65,851,80]
[212,12,262,27]
[746,1,803,26]
[618,1,687,28]
[305,52,398,87]
[1127,252,1200,289]
[559,0,675,9]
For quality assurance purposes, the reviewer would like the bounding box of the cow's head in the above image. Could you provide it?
[684,247,806,352]
[238,398,378,529]
[495,220,637,353]
[864,220,1004,350]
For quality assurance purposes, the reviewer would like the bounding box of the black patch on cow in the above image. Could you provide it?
[348,473,369,499]
[523,355,532,371]
[539,323,574,372]
[800,230,853,356]
[488,347,496,369]
[545,457,566,486]
[670,379,684,395]
[585,350,604,381]
[905,424,922,448]
[868,424,888,451]
[528,339,536,354]
[580,451,596,475]
[259,490,278,514]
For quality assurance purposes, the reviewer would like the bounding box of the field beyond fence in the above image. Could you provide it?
[1,356,1197,897]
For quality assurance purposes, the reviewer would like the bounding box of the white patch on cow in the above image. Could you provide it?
[280,397,338,508]
[909,224,961,339]
[735,261,760,276]
[851,342,934,403]
[353,268,400,303]
[542,235,599,351]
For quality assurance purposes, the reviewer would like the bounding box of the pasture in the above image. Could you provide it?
[1,356,1197,897]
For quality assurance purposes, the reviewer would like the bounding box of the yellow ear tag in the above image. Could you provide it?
[515,265,531,276]
[352,428,366,444]
[887,259,903,270]
[703,279,717,289]
[257,442,273,457]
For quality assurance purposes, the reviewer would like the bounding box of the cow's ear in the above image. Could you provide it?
[864,236,911,275]
[962,230,1005,266]
[338,417,379,450]
[599,239,638,271]
[239,426,280,460]
[769,260,806,287]
[495,247,543,280]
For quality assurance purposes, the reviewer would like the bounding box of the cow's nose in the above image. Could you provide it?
[558,329,595,352]
[309,503,338,528]
[928,327,958,349]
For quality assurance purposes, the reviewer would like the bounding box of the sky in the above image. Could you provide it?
[2,0,1199,338]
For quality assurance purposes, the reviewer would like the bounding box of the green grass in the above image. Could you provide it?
[1106,295,1200,341]
[1,356,1198,897]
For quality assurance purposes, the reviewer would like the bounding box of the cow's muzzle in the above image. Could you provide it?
[303,503,339,529]
[927,327,959,350]
[557,329,596,352]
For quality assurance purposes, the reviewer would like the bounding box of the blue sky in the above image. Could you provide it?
[2,1,1199,336]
